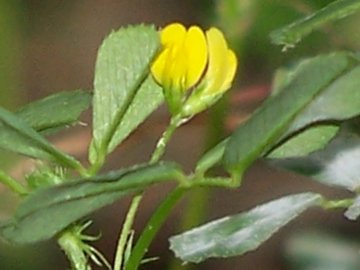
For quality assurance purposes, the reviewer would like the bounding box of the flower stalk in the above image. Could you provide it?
[114,115,184,270]
[115,22,238,270]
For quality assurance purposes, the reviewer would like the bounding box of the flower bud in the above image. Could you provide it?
[151,23,237,117]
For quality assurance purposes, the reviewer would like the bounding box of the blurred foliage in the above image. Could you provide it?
[285,230,360,270]
[0,0,26,170]
[0,2,44,270]
[0,241,63,270]
[0,0,24,109]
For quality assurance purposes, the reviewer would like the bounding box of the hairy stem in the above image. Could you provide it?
[114,194,142,270]
[58,229,91,270]
[114,115,183,270]
[149,115,184,164]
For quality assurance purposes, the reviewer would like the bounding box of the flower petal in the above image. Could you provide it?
[151,23,237,117]
[204,27,237,94]
[220,49,237,91]
[168,41,187,92]
[151,47,169,85]
[151,23,187,90]
[161,23,186,46]
[184,26,208,90]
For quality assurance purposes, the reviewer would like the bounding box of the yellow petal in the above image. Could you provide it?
[151,23,187,90]
[220,49,237,92]
[184,26,208,90]
[204,27,237,94]
[151,47,169,85]
[168,41,187,91]
[161,23,186,46]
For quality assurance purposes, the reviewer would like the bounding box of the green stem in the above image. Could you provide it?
[149,115,184,164]
[74,162,89,178]
[125,187,186,270]
[114,194,142,270]
[194,176,240,188]
[114,115,183,270]
[123,175,240,270]
[87,152,105,177]
[119,176,235,269]
[58,229,92,270]
[0,169,28,195]
[49,148,88,177]
[321,197,354,210]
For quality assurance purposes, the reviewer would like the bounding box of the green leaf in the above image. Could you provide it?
[90,76,163,163]
[90,25,160,164]
[198,54,360,174]
[170,193,321,263]
[195,60,312,174]
[267,61,360,158]
[0,106,82,169]
[224,52,352,178]
[268,125,339,159]
[287,64,360,131]
[107,76,163,153]
[270,0,360,49]
[1,162,181,243]
[271,64,299,96]
[16,90,92,134]
[268,131,360,192]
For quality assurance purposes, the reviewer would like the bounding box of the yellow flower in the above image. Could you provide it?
[151,23,237,116]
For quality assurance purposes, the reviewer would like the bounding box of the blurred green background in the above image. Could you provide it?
[1,1,360,269]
